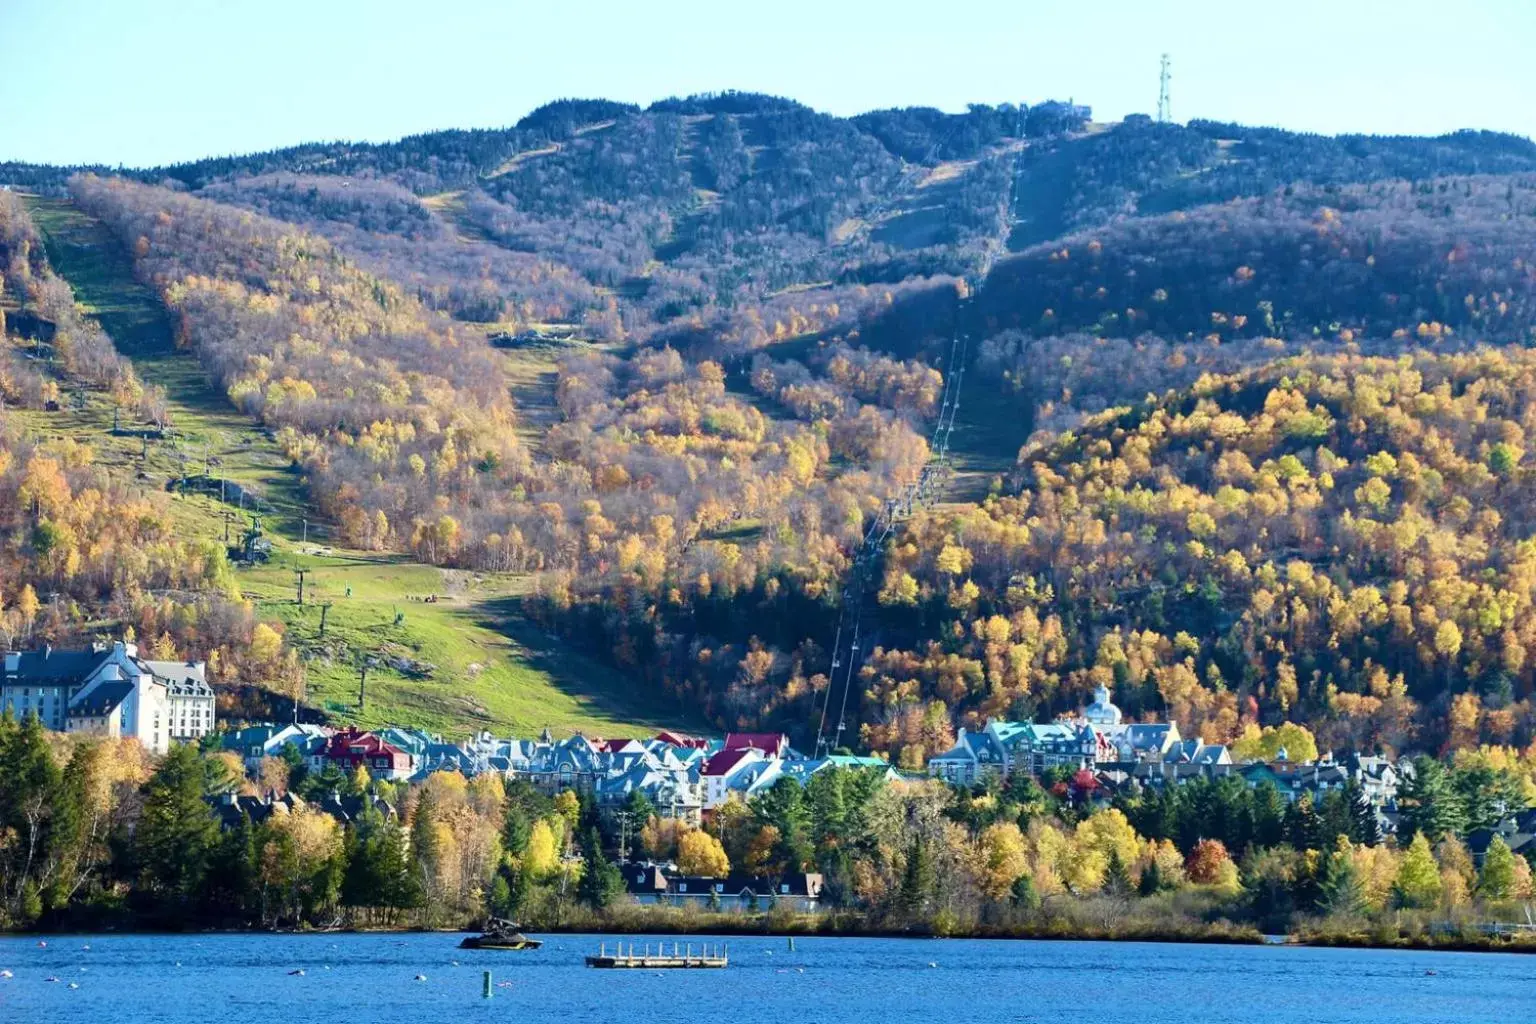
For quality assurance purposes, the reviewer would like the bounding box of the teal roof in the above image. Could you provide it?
[988,721,1031,744]
[825,755,889,769]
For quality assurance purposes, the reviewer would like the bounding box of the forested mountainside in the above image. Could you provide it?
[0,193,298,689]
[7,92,1536,761]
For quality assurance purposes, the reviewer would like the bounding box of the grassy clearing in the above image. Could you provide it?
[22,196,694,739]
[242,546,700,738]
[419,190,504,247]
[938,378,1027,504]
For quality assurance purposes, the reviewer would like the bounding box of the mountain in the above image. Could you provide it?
[5,92,1536,759]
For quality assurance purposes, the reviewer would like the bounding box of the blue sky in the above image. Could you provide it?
[3,0,1532,166]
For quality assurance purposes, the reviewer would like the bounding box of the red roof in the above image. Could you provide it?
[321,728,409,767]
[723,732,788,756]
[655,731,710,749]
[598,738,640,753]
[702,748,759,778]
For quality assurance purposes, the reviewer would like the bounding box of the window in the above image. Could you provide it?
[780,884,789,894]
[678,883,687,893]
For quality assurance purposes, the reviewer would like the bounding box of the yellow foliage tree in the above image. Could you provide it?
[677,829,731,878]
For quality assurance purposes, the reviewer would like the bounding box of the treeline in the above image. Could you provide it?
[97,95,1032,348]
[69,175,538,557]
[199,174,604,324]
[855,347,1536,762]
[69,175,947,730]
[978,175,1536,345]
[5,718,1532,941]
[1004,117,1536,247]
[0,194,301,698]
[0,192,149,409]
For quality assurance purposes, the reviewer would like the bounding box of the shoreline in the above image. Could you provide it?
[6,920,1536,955]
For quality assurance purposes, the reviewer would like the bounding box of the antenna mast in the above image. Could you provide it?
[1157,53,1172,123]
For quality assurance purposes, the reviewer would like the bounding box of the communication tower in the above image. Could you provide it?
[1157,53,1172,123]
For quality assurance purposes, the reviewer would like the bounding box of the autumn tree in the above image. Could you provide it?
[677,829,731,878]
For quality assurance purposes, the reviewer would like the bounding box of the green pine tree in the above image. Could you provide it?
[1284,792,1324,851]
[1318,843,1366,917]
[578,827,623,910]
[0,713,63,918]
[1346,781,1382,846]
[136,744,220,903]
[899,838,935,916]
[489,873,513,917]
[1010,873,1041,910]
[410,789,443,924]
[1105,848,1135,895]
[1451,763,1525,833]
[754,778,813,872]
[1398,757,1467,841]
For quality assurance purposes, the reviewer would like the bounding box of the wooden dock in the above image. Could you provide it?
[585,941,728,969]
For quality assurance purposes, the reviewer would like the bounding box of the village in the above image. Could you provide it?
[11,636,1531,916]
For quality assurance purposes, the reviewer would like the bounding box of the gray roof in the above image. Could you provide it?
[68,680,133,717]
[6,646,112,686]
[142,659,212,697]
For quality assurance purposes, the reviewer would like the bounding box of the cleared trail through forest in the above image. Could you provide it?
[935,379,1025,504]
[25,196,690,737]
[24,195,310,533]
[497,338,569,454]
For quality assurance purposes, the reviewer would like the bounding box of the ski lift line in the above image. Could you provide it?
[813,618,846,754]
[820,101,1029,752]
[831,612,864,744]
[927,335,963,451]
[850,105,986,248]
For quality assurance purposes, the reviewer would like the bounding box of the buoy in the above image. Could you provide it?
[175,962,182,968]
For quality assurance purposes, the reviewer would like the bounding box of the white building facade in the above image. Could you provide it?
[0,641,212,755]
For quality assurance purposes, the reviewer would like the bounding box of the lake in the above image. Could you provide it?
[2,932,1533,1023]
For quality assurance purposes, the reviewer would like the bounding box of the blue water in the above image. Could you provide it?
[1,931,1533,1023]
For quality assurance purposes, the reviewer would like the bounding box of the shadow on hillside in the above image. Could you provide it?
[467,594,709,735]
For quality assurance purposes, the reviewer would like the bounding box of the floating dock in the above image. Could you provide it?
[585,941,728,969]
